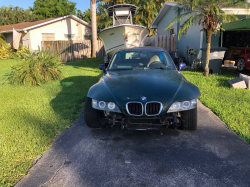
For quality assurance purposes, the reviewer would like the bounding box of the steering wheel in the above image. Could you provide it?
[147,61,161,68]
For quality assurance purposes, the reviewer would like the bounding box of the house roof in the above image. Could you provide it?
[0,15,91,34]
[150,2,183,29]
[150,2,250,29]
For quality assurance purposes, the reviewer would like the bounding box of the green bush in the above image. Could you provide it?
[0,44,14,59]
[9,48,63,86]
[13,46,31,59]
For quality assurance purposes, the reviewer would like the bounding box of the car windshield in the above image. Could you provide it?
[108,51,176,71]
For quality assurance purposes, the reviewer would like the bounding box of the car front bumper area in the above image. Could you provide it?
[101,111,180,130]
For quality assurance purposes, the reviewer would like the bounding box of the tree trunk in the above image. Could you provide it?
[204,29,213,77]
[91,0,97,58]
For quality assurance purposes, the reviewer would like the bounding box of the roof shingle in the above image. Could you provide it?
[0,15,90,33]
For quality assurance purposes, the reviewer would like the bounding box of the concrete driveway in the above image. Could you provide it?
[16,101,250,187]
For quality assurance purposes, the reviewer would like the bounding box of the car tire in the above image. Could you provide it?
[84,97,107,128]
[237,58,245,72]
[180,107,197,130]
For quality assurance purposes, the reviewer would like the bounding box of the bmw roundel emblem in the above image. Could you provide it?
[140,96,147,102]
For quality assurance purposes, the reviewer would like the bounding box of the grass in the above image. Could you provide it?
[0,58,103,186]
[182,69,250,143]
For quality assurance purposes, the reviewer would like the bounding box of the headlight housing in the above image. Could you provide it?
[167,99,197,113]
[92,99,121,113]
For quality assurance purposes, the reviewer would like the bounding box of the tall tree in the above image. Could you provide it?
[91,0,98,58]
[96,3,112,29]
[0,6,37,26]
[33,0,76,19]
[77,8,91,24]
[78,3,112,29]
[166,0,249,76]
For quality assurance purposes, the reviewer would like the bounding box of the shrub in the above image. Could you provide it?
[9,48,63,86]
[13,46,31,59]
[0,44,14,59]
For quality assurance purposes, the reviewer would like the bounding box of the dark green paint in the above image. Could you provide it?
[88,69,200,116]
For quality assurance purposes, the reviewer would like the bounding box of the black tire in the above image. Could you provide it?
[180,108,197,130]
[84,97,107,128]
[237,58,245,72]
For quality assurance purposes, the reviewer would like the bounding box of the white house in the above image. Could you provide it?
[0,15,91,51]
[150,2,250,64]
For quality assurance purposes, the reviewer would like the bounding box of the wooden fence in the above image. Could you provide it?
[41,40,105,62]
[144,35,176,51]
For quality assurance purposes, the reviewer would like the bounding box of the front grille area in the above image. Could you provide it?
[146,102,162,115]
[128,117,162,124]
[127,102,143,116]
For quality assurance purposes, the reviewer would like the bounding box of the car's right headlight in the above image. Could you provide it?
[167,99,197,113]
[92,99,122,113]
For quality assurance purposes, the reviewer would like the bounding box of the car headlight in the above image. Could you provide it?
[92,99,122,113]
[167,99,197,113]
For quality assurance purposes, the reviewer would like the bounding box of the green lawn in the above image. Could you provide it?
[0,58,103,186]
[182,69,250,143]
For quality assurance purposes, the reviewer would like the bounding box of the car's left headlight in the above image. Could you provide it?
[167,99,197,113]
[92,99,122,113]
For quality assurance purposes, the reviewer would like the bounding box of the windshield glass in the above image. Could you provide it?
[108,51,176,71]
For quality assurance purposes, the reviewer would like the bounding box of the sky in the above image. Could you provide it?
[0,0,90,11]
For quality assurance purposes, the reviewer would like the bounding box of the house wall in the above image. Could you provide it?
[155,6,230,64]
[4,31,31,49]
[28,17,91,50]
[157,7,178,36]
[156,7,202,61]
[202,33,220,48]
[22,32,31,49]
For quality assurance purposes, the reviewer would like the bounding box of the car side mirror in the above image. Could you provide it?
[104,55,109,64]
[178,63,186,71]
[99,64,106,73]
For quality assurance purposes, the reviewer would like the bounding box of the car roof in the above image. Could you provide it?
[115,47,165,53]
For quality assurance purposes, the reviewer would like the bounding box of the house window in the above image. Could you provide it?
[42,33,55,41]
[64,34,75,40]
[170,28,174,35]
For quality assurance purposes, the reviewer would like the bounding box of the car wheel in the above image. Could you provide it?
[84,97,107,128]
[180,108,197,130]
[237,58,245,71]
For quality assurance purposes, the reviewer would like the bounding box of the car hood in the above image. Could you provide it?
[88,70,200,115]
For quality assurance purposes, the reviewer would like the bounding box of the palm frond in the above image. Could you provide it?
[165,11,193,30]
[178,13,202,40]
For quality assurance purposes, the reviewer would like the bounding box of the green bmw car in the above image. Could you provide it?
[84,47,200,131]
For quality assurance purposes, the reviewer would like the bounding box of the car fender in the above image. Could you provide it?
[161,79,201,113]
[87,77,118,103]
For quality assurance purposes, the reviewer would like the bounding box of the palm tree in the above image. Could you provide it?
[165,0,249,76]
[96,3,112,29]
[91,0,98,58]
[134,0,164,35]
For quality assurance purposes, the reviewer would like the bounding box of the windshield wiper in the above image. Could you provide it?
[109,68,133,71]
[133,67,167,70]
[133,68,145,70]
[149,67,167,70]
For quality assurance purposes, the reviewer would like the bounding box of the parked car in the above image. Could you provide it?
[84,47,200,131]
[238,53,250,71]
